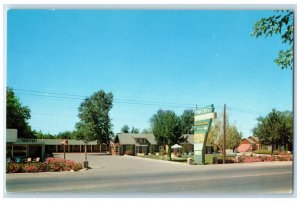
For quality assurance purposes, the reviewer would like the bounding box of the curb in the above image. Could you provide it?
[123,155,190,166]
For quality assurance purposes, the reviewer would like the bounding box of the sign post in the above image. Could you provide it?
[60,139,68,160]
[194,105,216,165]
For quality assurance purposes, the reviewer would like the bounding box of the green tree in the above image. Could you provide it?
[6,87,34,138]
[207,112,242,153]
[56,130,77,139]
[75,90,113,146]
[121,125,130,133]
[34,130,55,139]
[131,126,139,134]
[253,109,293,154]
[141,128,152,134]
[150,109,182,160]
[207,118,222,152]
[279,111,293,151]
[252,10,294,69]
[226,125,243,152]
[180,109,194,134]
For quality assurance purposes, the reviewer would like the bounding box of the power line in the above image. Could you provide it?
[13,88,197,107]
[13,88,264,115]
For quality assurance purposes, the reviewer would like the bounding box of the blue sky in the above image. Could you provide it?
[7,10,293,137]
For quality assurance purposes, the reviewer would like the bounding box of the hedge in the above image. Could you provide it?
[7,158,83,173]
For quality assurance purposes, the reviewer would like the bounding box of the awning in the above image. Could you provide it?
[171,144,182,149]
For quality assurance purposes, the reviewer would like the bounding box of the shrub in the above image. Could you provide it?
[159,149,166,155]
[278,151,291,155]
[8,162,23,173]
[254,150,272,155]
[217,158,235,164]
[240,156,263,163]
[44,158,83,172]
[23,163,41,173]
[7,158,83,173]
[258,155,276,162]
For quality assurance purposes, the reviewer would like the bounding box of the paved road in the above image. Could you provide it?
[5,153,294,197]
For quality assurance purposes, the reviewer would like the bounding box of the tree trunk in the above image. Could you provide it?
[167,145,172,161]
[271,144,274,156]
[85,145,87,161]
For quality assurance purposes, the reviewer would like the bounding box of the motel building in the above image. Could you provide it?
[6,129,216,161]
[6,129,109,162]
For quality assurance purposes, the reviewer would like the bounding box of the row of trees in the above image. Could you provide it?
[7,87,293,157]
[120,109,194,135]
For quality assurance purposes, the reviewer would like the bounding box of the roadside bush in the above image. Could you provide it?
[254,150,272,155]
[277,155,292,161]
[278,151,291,155]
[240,156,263,163]
[8,162,23,173]
[217,158,235,164]
[23,162,42,173]
[159,149,166,155]
[239,154,292,163]
[7,158,83,173]
[258,155,276,162]
[44,158,83,172]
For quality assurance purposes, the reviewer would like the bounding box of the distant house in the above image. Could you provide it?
[112,133,161,155]
[237,136,261,152]
[181,134,194,154]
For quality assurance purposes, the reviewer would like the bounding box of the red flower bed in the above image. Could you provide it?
[7,158,83,173]
[239,154,292,163]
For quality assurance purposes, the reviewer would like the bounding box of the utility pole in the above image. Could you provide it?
[223,104,226,164]
[63,144,66,159]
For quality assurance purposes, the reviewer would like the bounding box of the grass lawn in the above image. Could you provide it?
[142,154,236,164]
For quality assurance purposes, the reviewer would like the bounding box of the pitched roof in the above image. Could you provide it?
[115,133,136,145]
[181,134,194,144]
[248,136,259,143]
[245,138,256,144]
[143,134,157,145]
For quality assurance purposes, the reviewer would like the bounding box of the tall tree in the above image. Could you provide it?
[150,109,182,160]
[121,125,130,133]
[131,126,139,134]
[226,125,243,152]
[207,118,222,152]
[252,109,293,154]
[6,87,34,138]
[180,109,194,134]
[75,90,113,146]
[207,112,242,152]
[252,10,294,69]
